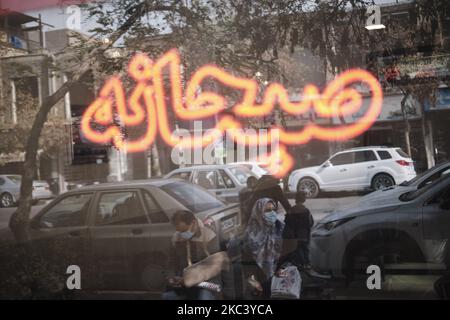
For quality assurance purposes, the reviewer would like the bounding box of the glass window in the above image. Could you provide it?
[418,168,450,189]
[161,182,225,213]
[7,175,21,185]
[229,165,256,184]
[402,165,450,187]
[39,193,93,228]
[143,191,169,223]
[395,148,410,158]
[193,170,216,189]
[377,150,392,160]
[400,176,449,202]
[219,169,236,188]
[355,150,377,163]
[0,178,5,186]
[215,170,226,189]
[169,171,191,181]
[95,191,148,226]
[329,152,354,166]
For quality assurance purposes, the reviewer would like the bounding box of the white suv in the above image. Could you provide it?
[288,146,416,198]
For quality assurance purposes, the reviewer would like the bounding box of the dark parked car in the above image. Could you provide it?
[26,179,241,291]
[362,161,450,202]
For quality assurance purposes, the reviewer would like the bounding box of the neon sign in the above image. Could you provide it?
[81,49,383,177]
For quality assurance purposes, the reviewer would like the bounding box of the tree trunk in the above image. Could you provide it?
[404,130,412,158]
[151,143,162,177]
[8,3,149,242]
[400,91,412,157]
[9,79,79,242]
[420,106,435,169]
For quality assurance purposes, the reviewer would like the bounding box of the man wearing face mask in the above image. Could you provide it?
[162,210,221,300]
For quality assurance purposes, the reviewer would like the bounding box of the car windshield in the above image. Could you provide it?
[229,165,257,184]
[400,163,450,186]
[399,169,431,186]
[7,175,21,185]
[161,181,225,213]
[399,174,450,202]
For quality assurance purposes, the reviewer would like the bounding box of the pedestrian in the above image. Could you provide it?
[280,190,314,270]
[240,197,284,299]
[238,176,258,228]
[162,210,221,300]
[244,175,291,228]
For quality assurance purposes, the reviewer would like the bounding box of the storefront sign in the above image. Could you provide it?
[81,49,383,177]
[378,54,450,84]
[333,93,421,124]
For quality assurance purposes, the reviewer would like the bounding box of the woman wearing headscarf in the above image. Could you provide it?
[244,175,291,229]
[240,197,285,299]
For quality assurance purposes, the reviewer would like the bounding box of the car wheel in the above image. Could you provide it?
[138,260,167,291]
[345,242,422,285]
[371,174,395,190]
[298,178,320,198]
[0,192,14,208]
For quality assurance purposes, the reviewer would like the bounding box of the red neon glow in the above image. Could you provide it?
[81,49,383,177]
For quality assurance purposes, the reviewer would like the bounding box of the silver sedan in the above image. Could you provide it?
[0,175,53,207]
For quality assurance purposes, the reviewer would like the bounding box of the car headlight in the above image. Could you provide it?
[317,217,355,232]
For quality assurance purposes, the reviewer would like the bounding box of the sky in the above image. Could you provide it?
[26,6,97,34]
[18,0,411,38]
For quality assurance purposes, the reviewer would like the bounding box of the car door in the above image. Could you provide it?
[319,152,356,190]
[88,189,153,283]
[139,188,179,290]
[422,183,450,265]
[353,150,379,187]
[29,192,93,280]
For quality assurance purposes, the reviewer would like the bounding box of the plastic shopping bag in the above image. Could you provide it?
[270,264,301,299]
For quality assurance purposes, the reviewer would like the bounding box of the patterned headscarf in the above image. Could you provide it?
[243,197,284,278]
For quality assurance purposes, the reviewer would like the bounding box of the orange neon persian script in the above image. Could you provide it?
[80,49,383,177]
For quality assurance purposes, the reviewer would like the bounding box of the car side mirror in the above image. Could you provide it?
[439,198,450,210]
[322,161,331,168]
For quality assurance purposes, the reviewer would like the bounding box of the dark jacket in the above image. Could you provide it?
[238,186,253,223]
[283,204,314,242]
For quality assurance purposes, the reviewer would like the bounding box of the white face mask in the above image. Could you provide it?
[179,230,194,239]
[263,210,278,225]
[178,223,195,240]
